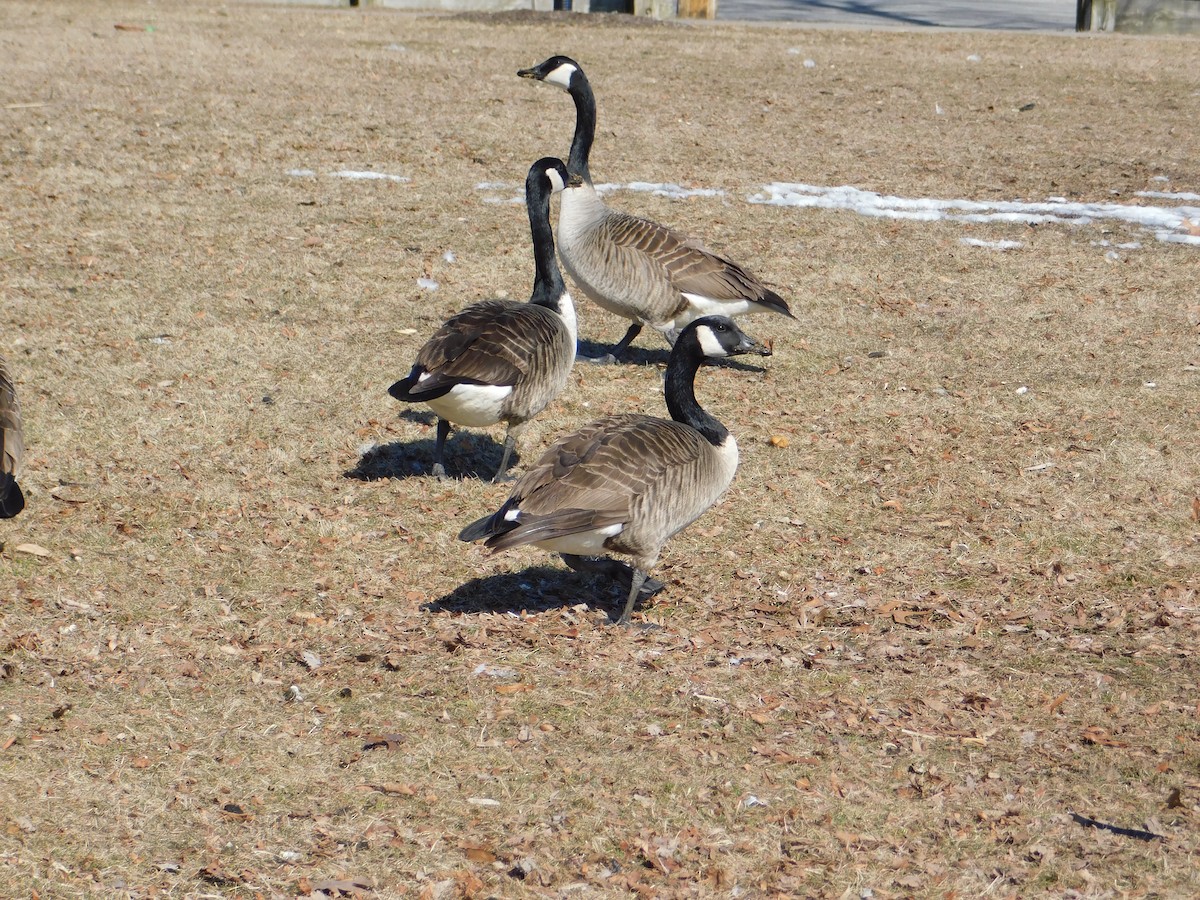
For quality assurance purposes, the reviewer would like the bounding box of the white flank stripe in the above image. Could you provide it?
[534,524,624,557]
[426,384,511,428]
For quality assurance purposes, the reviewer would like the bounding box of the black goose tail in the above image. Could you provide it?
[759,288,795,319]
[459,503,518,544]
[388,370,419,402]
[390,367,456,403]
[0,478,24,519]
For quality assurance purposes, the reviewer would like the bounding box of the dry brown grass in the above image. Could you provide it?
[1,1,1198,897]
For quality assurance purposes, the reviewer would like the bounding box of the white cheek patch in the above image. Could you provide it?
[695,325,728,358]
[546,167,566,193]
[545,63,577,91]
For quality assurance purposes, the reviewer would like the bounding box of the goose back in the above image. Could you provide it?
[474,412,738,565]
[393,299,574,428]
[558,184,791,333]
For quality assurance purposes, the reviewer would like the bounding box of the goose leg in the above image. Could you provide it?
[581,322,642,365]
[560,554,664,595]
[431,418,451,480]
[617,569,649,627]
[609,322,643,360]
[492,431,517,484]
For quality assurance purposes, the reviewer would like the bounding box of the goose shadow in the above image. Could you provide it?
[575,339,768,373]
[424,565,643,619]
[576,337,669,367]
[345,412,516,482]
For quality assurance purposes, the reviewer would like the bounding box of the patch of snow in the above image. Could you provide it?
[472,664,517,678]
[596,182,726,200]
[288,168,409,182]
[330,170,410,183]
[961,238,1021,250]
[750,182,1200,245]
[1136,190,1200,201]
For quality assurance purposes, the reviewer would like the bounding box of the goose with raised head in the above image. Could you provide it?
[458,315,771,626]
[1,355,25,519]
[389,158,579,482]
[518,55,793,363]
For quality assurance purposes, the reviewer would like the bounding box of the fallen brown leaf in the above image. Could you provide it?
[1080,726,1128,748]
[363,782,416,796]
[459,841,497,863]
[362,733,404,752]
[495,683,533,695]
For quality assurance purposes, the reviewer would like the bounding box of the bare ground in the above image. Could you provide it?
[1,1,1198,897]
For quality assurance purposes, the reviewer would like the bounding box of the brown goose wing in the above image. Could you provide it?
[600,211,790,313]
[486,414,706,549]
[409,300,560,395]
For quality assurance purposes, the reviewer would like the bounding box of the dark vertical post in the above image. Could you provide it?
[1076,0,1092,30]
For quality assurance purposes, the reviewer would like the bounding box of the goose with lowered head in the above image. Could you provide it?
[518,55,793,363]
[389,158,579,482]
[458,315,771,626]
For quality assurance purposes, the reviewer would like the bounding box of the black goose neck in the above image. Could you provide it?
[526,176,566,312]
[567,71,596,185]
[664,344,729,447]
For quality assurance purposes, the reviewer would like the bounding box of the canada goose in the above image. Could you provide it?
[518,55,793,363]
[389,158,579,482]
[458,315,771,626]
[0,355,25,519]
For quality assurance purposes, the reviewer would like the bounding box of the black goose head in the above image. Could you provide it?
[679,316,772,362]
[517,55,583,93]
[528,156,571,197]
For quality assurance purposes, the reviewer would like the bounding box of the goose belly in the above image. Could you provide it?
[426,383,513,427]
[534,524,624,556]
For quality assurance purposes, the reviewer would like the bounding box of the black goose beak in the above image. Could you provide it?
[517,67,539,80]
[739,334,773,357]
[567,172,584,188]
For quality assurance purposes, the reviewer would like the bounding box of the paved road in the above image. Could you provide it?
[715,0,1076,30]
